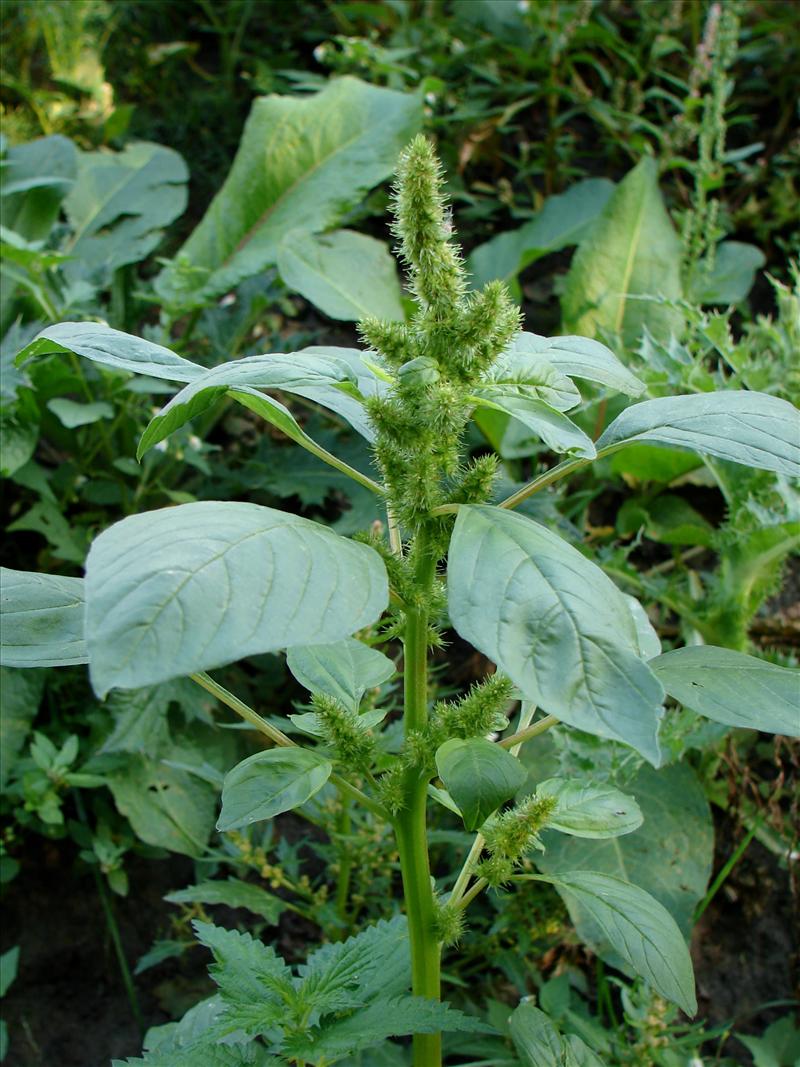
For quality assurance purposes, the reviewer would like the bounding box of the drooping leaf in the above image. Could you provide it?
[217,748,332,832]
[688,241,765,305]
[0,567,88,667]
[471,393,596,459]
[542,870,696,1015]
[136,349,360,458]
[447,507,665,764]
[468,178,615,296]
[0,668,45,789]
[536,778,643,839]
[17,322,203,382]
[562,157,684,345]
[165,879,285,924]
[155,77,421,306]
[286,637,395,712]
[536,763,713,938]
[435,738,527,830]
[84,502,389,695]
[650,646,800,736]
[596,391,800,478]
[507,332,645,397]
[277,229,404,322]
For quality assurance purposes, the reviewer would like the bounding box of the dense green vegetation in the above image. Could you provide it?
[1,3,798,1066]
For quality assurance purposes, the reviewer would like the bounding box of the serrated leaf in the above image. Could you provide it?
[84,502,389,695]
[156,77,421,305]
[0,568,88,667]
[17,322,203,382]
[505,332,645,398]
[543,870,696,1014]
[536,779,642,838]
[277,229,404,322]
[286,638,395,712]
[447,507,664,764]
[217,748,332,832]
[650,646,800,736]
[166,878,285,924]
[562,157,684,345]
[596,391,800,479]
[436,738,527,830]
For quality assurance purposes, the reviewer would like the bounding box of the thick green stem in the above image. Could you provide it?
[395,531,441,1067]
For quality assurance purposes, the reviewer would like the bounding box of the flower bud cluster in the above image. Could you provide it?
[476,794,558,887]
[311,694,376,771]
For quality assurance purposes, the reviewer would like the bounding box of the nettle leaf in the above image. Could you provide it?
[448,507,664,764]
[277,229,404,322]
[84,502,389,695]
[0,567,88,667]
[137,349,360,457]
[536,779,643,839]
[596,391,800,479]
[114,1046,280,1067]
[217,748,332,831]
[286,637,395,712]
[562,156,684,345]
[435,738,527,830]
[156,76,421,306]
[17,322,203,383]
[508,332,645,397]
[472,394,596,459]
[650,646,800,736]
[544,872,696,1015]
[510,1003,604,1067]
[166,879,285,924]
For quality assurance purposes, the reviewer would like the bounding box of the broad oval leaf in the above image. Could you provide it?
[542,870,697,1015]
[0,567,88,667]
[435,738,527,830]
[650,646,800,736]
[286,637,395,712]
[84,502,389,695]
[471,394,596,459]
[688,240,765,305]
[137,349,360,457]
[596,391,800,479]
[483,347,582,411]
[277,229,404,322]
[17,322,203,383]
[447,506,664,764]
[156,76,421,306]
[1,134,77,241]
[536,778,642,838]
[509,331,645,397]
[217,747,332,831]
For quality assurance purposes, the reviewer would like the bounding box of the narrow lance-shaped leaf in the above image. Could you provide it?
[650,646,800,736]
[596,391,800,479]
[435,738,528,830]
[84,501,389,695]
[448,507,665,764]
[0,568,88,667]
[217,748,333,832]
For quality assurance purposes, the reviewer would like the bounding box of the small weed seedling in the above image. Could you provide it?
[3,137,799,1066]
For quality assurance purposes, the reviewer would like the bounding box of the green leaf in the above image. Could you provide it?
[62,141,188,285]
[650,646,800,736]
[7,500,88,563]
[0,668,45,789]
[509,1003,604,1067]
[217,747,332,832]
[447,507,665,764]
[738,1016,800,1067]
[286,637,394,712]
[155,77,421,306]
[84,502,389,695]
[277,229,404,321]
[17,322,203,382]
[562,157,684,345]
[0,567,88,667]
[165,879,285,924]
[0,946,19,998]
[0,135,77,240]
[688,241,765,305]
[506,332,645,398]
[536,763,713,939]
[0,392,38,476]
[471,393,596,459]
[624,595,662,660]
[136,349,360,458]
[542,870,696,1015]
[106,756,217,858]
[596,391,800,478]
[435,738,527,830]
[468,178,615,295]
[536,778,643,839]
[46,397,114,428]
[482,345,582,411]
